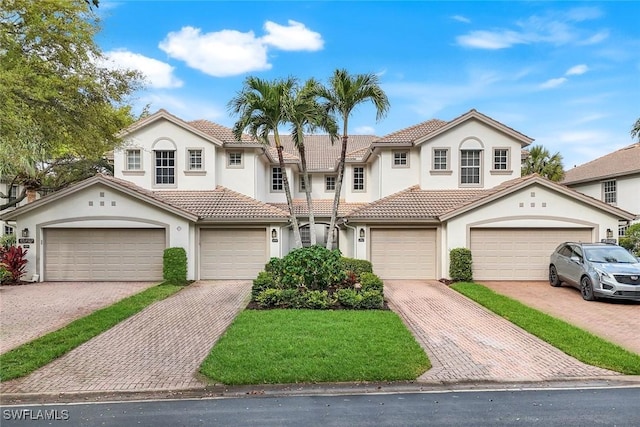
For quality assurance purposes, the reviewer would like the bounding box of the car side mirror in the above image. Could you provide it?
[570,256,581,264]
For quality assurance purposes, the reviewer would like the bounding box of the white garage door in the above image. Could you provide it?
[200,229,267,279]
[370,228,437,279]
[470,228,592,280]
[44,228,165,281]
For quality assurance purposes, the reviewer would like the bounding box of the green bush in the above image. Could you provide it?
[279,245,346,291]
[256,288,303,309]
[252,271,275,298]
[1,233,16,249]
[360,272,384,293]
[300,290,334,309]
[359,291,384,309]
[449,248,473,282]
[264,257,285,284]
[622,223,640,256]
[341,257,373,280]
[163,247,188,285]
[336,288,361,308]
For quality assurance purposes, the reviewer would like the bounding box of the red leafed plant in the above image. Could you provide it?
[1,246,28,285]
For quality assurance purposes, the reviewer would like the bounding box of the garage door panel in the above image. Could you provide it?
[470,228,591,281]
[370,228,436,280]
[44,229,165,281]
[200,229,267,280]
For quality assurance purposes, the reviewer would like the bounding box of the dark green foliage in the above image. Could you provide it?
[336,288,384,309]
[359,291,384,309]
[252,271,275,298]
[360,272,384,292]
[336,288,361,308]
[279,245,346,290]
[299,290,334,309]
[449,248,473,282]
[341,257,373,280]
[163,247,187,285]
[621,223,640,256]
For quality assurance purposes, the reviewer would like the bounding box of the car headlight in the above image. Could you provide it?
[594,268,615,283]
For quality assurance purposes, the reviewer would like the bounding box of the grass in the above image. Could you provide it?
[0,283,183,382]
[451,282,640,375]
[200,309,431,385]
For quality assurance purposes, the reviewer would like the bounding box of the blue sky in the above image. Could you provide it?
[97,1,640,169]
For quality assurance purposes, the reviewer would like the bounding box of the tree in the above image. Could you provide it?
[632,117,640,141]
[0,0,143,210]
[521,145,565,182]
[619,223,640,257]
[229,77,304,248]
[284,79,338,245]
[316,69,390,249]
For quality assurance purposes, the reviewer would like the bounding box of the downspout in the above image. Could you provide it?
[342,219,358,259]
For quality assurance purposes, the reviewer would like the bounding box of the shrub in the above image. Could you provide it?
[255,288,301,308]
[163,247,187,285]
[1,233,16,249]
[300,290,334,310]
[622,223,640,256]
[252,271,275,298]
[264,257,285,284]
[1,246,28,284]
[449,248,473,282]
[279,245,346,291]
[336,288,361,308]
[359,290,384,309]
[360,272,384,293]
[341,257,373,280]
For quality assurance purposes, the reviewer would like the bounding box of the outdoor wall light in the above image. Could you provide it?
[21,228,29,238]
[271,228,278,239]
[359,228,365,239]
[606,228,613,238]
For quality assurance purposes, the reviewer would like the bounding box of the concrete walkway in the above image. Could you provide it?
[1,281,250,394]
[385,280,621,383]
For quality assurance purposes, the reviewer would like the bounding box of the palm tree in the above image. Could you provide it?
[632,117,640,141]
[228,76,303,248]
[316,69,390,249]
[284,79,338,246]
[521,145,564,182]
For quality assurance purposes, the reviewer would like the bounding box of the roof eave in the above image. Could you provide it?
[562,169,640,186]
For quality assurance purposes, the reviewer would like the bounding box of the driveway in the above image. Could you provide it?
[385,280,621,383]
[480,281,640,355]
[0,281,157,354]
[1,281,251,394]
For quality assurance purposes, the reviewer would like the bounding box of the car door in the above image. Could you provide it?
[563,244,585,286]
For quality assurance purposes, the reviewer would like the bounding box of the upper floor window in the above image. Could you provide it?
[603,180,616,204]
[325,175,336,192]
[299,174,311,192]
[3,224,14,235]
[155,150,175,185]
[353,166,365,191]
[227,151,243,168]
[493,148,509,170]
[460,150,481,185]
[271,167,283,192]
[433,148,449,170]
[8,185,18,204]
[126,149,141,171]
[393,151,409,168]
[188,149,203,170]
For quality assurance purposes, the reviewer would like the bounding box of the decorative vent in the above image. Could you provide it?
[100,201,105,207]
[530,202,535,207]
[542,202,547,207]
[89,201,93,206]
[519,202,524,207]
[111,201,116,206]
[100,192,105,197]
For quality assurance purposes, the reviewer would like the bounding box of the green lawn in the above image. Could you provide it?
[200,309,430,385]
[451,282,640,375]
[0,283,183,382]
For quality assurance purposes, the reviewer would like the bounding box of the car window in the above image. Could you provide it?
[558,246,572,257]
[584,247,638,263]
[572,246,583,260]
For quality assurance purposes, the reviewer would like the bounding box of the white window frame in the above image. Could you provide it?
[325,175,337,192]
[125,149,142,171]
[460,149,482,187]
[154,150,176,186]
[271,167,284,192]
[299,174,311,192]
[432,148,450,172]
[492,147,510,172]
[352,166,365,192]
[300,225,312,247]
[227,151,243,168]
[8,185,18,204]
[187,148,203,171]
[603,180,616,204]
[392,150,409,168]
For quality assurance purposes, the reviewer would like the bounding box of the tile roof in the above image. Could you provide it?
[155,187,289,220]
[374,119,448,144]
[346,186,489,220]
[188,119,255,144]
[562,142,640,184]
[271,199,367,216]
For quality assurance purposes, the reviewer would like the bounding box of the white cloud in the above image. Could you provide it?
[457,30,525,49]
[159,26,271,77]
[103,50,183,88]
[261,20,323,51]
[580,30,609,45]
[539,77,567,89]
[565,64,588,76]
[452,15,471,24]
[354,126,375,134]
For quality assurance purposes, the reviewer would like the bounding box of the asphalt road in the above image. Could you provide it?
[2,387,639,426]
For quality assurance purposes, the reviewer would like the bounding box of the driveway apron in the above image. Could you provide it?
[385,280,620,383]
[1,281,250,394]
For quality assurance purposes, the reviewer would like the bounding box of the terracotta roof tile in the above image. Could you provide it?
[188,119,255,143]
[562,143,640,184]
[374,119,448,144]
[271,199,367,216]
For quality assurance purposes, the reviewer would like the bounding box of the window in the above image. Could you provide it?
[433,148,448,170]
[299,174,311,192]
[325,175,336,191]
[227,151,243,168]
[8,185,18,204]
[353,166,365,191]
[126,149,141,170]
[393,151,409,168]
[155,150,175,185]
[271,167,283,191]
[493,148,509,170]
[188,149,203,170]
[4,225,14,235]
[300,225,311,247]
[460,150,481,185]
[603,180,616,204]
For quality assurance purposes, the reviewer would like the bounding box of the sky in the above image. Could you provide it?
[96,1,640,169]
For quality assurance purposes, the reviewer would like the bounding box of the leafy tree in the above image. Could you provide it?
[315,69,390,249]
[0,0,143,210]
[284,79,338,245]
[632,117,640,141]
[229,77,304,248]
[619,223,640,257]
[521,145,565,182]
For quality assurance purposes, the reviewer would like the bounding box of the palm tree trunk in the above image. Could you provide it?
[299,144,316,245]
[326,133,348,250]
[275,140,302,248]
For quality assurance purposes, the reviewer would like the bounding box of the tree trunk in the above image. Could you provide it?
[276,141,302,248]
[299,144,316,246]
[326,133,349,250]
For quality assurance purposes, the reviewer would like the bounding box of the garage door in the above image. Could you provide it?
[370,228,437,279]
[44,228,165,281]
[470,228,592,280]
[200,229,267,279]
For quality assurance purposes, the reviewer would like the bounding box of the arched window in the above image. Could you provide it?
[152,139,177,186]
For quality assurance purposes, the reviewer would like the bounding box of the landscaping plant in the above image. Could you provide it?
[449,247,473,282]
[0,245,28,285]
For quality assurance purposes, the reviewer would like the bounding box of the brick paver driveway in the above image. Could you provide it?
[481,281,640,355]
[385,280,620,383]
[1,281,250,394]
[0,281,157,354]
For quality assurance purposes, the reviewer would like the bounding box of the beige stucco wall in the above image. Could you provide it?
[568,174,640,221]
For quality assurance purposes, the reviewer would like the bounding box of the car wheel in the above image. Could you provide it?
[549,265,561,287]
[580,276,596,301]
